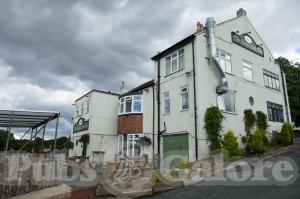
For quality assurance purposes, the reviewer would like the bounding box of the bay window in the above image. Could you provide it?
[119,95,142,114]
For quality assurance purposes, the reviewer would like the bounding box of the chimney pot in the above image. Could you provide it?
[237,8,247,17]
[196,22,204,33]
[120,81,128,95]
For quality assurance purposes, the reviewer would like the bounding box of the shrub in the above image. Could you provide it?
[151,170,161,183]
[244,109,256,136]
[250,129,265,154]
[204,106,224,151]
[179,156,188,171]
[256,111,268,131]
[222,131,240,158]
[64,140,74,149]
[280,123,293,145]
[170,169,179,178]
[241,136,247,145]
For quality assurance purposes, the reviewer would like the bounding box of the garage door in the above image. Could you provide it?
[163,133,189,168]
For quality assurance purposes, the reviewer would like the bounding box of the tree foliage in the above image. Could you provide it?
[204,106,224,151]
[276,57,300,126]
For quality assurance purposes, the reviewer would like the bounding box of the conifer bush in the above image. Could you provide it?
[250,129,265,154]
[204,106,224,151]
[280,122,293,145]
[222,130,240,158]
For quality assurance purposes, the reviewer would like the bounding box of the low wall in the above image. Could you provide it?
[0,152,65,199]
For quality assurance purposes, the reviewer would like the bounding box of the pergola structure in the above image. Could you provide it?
[0,110,60,153]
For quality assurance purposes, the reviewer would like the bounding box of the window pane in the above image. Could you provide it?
[166,56,171,62]
[275,79,280,90]
[125,101,132,112]
[166,61,171,75]
[181,91,189,110]
[179,49,184,55]
[120,103,124,113]
[133,135,141,156]
[268,76,272,88]
[243,67,252,81]
[123,135,128,156]
[217,95,225,111]
[223,92,235,112]
[164,94,170,114]
[264,75,269,87]
[179,55,184,70]
[220,59,226,72]
[133,101,141,112]
[133,95,141,100]
[172,59,177,72]
[226,61,232,73]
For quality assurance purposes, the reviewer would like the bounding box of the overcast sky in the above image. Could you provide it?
[0,0,299,139]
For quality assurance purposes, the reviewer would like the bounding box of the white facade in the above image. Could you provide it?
[69,90,119,162]
[153,10,291,163]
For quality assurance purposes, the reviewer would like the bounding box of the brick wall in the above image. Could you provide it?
[117,114,143,134]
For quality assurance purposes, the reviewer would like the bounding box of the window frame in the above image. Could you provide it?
[217,91,236,113]
[117,134,143,157]
[164,92,170,114]
[180,86,189,111]
[165,48,185,76]
[263,70,280,91]
[216,49,232,74]
[242,61,253,81]
[119,95,143,115]
[267,101,284,123]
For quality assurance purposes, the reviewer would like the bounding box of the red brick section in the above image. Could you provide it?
[118,114,143,134]
[71,186,96,199]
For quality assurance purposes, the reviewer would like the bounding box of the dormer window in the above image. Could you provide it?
[166,49,184,75]
[119,95,142,114]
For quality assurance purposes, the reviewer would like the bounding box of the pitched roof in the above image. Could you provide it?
[120,79,155,97]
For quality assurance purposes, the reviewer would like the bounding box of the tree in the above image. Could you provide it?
[276,57,300,127]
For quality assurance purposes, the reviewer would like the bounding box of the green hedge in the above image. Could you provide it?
[250,129,265,154]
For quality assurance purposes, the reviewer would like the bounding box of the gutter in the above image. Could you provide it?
[206,17,228,94]
[192,39,199,161]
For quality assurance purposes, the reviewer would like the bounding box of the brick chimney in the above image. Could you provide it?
[120,81,128,95]
[237,8,247,17]
[196,22,204,33]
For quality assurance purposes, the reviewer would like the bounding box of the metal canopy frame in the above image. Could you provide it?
[0,110,60,153]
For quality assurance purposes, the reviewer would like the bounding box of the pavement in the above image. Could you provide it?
[146,141,300,199]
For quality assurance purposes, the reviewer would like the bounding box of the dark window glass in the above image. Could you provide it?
[267,102,284,122]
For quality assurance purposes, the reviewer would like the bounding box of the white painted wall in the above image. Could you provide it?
[70,91,119,162]
[154,14,291,162]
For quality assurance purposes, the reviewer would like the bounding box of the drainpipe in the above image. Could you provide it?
[280,65,291,122]
[152,85,155,162]
[157,59,161,168]
[206,17,228,94]
[192,39,199,161]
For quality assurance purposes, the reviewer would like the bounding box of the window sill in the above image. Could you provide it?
[118,113,143,116]
[180,109,189,112]
[164,68,184,78]
[225,72,234,76]
[221,110,237,115]
[265,86,281,93]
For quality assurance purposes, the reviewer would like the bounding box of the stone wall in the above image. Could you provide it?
[0,152,65,199]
